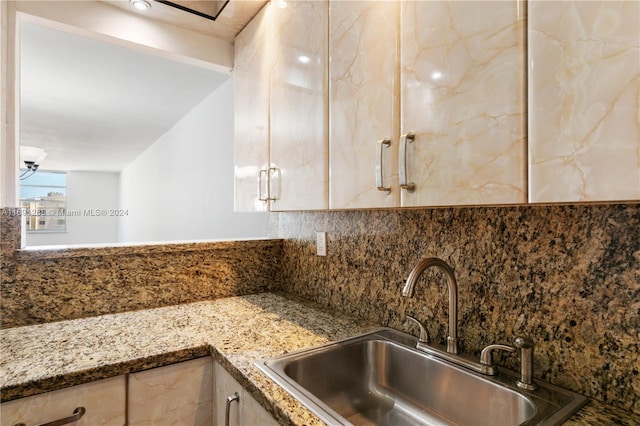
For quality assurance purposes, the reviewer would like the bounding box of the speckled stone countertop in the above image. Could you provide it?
[1,293,637,425]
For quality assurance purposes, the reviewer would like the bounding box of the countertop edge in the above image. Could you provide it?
[0,346,211,402]
[14,238,283,261]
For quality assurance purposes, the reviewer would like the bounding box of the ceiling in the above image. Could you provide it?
[20,0,267,173]
[104,0,267,42]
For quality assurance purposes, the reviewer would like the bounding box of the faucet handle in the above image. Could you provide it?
[480,343,516,366]
[479,344,516,375]
[406,316,429,343]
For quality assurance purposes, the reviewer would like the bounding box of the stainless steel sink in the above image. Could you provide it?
[256,329,588,426]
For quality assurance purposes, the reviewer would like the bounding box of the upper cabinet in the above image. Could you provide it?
[234,0,638,211]
[400,1,527,207]
[234,5,270,212]
[269,0,329,211]
[236,0,527,212]
[528,0,640,203]
[328,0,527,209]
[234,1,328,212]
[329,0,400,209]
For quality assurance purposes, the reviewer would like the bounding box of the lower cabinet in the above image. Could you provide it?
[213,363,278,426]
[1,358,277,426]
[128,357,213,426]
[0,376,126,426]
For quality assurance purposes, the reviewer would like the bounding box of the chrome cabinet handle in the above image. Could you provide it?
[14,406,87,426]
[399,132,416,192]
[376,138,391,192]
[258,168,268,202]
[224,392,240,426]
[267,167,278,202]
[258,168,278,202]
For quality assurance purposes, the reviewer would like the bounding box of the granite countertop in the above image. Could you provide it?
[1,293,637,425]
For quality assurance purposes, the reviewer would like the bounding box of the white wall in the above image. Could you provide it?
[26,171,120,246]
[3,0,234,208]
[119,79,270,243]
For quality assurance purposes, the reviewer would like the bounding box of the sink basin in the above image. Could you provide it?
[256,329,588,426]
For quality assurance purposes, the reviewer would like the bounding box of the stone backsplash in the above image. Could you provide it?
[0,208,283,329]
[273,204,639,414]
[3,204,639,414]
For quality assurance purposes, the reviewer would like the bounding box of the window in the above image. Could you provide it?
[19,171,67,232]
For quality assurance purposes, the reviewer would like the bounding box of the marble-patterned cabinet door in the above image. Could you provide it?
[213,362,278,426]
[234,4,270,212]
[329,0,401,209]
[0,376,126,426]
[128,357,213,425]
[236,0,529,210]
[528,0,640,203]
[400,0,527,207]
[269,0,329,211]
[234,0,329,212]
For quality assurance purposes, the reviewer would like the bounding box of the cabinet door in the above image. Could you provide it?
[0,376,125,426]
[270,0,328,211]
[400,0,527,206]
[128,357,213,426]
[213,363,277,426]
[241,390,278,426]
[329,0,400,209]
[528,0,640,202]
[213,363,242,426]
[234,5,271,212]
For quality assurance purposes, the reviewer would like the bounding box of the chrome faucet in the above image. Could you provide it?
[402,257,458,354]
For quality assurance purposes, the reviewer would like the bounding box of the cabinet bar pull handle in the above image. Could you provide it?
[258,169,268,202]
[224,392,240,426]
[267,167,278,202]
[259,168,278,202]
[399,132,416,192]
[376,138,391,192]
[22,406,87,426]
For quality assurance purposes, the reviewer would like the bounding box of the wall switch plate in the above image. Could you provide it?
[316,232,327,256]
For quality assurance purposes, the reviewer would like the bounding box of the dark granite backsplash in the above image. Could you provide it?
[0,208,283,329]
[272,204,640,414]
[2,204,639,414]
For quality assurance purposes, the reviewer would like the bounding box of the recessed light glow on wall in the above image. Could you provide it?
[298,55,311,64]
[431,71,443,80]
[130,0,151,11]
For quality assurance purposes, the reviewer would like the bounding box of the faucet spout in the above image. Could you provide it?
[402,257,459,354]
